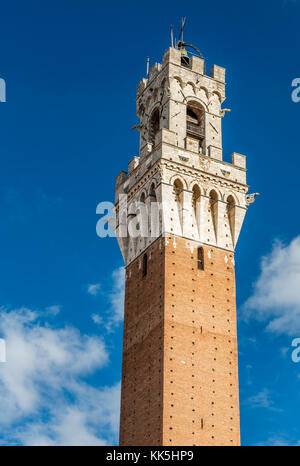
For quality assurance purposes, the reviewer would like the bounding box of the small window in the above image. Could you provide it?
[149,108,160,145]
[142,253,148,277]
[181,55,190,68]
[197,247,204,271]
[186,101,205,149]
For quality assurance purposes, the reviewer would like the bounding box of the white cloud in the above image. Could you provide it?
[243,237,300,335]
[256,434,294,446]
[107,267,125,328]
[91,314,103,325]
[280,347,289,357]
[0,307,120,445]
[45,305,61,316]
[246,388,281,412]
[89,267,125,332]
[87,284,101,296]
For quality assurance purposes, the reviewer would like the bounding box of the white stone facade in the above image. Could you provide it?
[115,47,251,266]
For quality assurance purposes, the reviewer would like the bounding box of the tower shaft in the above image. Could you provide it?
[116,42,252,446]
[120,237,239,446]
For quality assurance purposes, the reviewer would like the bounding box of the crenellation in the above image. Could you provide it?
[162,47,182,66]
[211,64,226,83]
[231,152,246,169]
[190,55,205,74]
[128,156,140,174]
[149,62,162,81]
[137,78,148,97]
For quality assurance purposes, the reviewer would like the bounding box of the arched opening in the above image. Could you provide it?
[186,101,205,151]
[209,190,218,240]
[192,185,201,213]
[149,108,160,145]
[149,183,157,202]
[227,195,235,212]
[192,184,201,235]
[173,179,184,230]
[197,247,204,270]
[149,183,159,238]
[209,190,218,202]
[140,192,146,204]
[138,192,147,239]
[142,253,148,277]
[173,179,184,204]
[227,195,235,244]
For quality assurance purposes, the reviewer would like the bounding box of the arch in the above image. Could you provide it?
[209,189,218,202]
[149,107,160,145]
[173,178,184,230]
[226,194,236,245]
[149,182,157,200]
[226,192,239,206]
[209,189,218,240]
[192,184,201,207]
[199,86,209,100]
[186,81,196,95]
[137,191,147,238]
[173,76,184,89]
[173,178,184,201]
[187,96,208,111]
[169,174,188,190]
[148,182,158,237]
[227,194,235,207]
[186,100,205,151]
[211,90,222,103]
[189,180,203,193]
[208,186,222,200]
[140,191,146,203]
[192,184,201,234]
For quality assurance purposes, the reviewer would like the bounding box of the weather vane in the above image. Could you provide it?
[171,17,204,60]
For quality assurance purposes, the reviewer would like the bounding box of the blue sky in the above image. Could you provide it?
[0,0,299,446]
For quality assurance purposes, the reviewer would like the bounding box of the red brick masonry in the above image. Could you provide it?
[119,235,240,446]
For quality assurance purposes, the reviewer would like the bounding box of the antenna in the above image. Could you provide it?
[146,57,150,80]
[170,25,174,48]
[180,17,186,43]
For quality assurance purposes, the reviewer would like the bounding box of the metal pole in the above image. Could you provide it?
[146,57,150,81]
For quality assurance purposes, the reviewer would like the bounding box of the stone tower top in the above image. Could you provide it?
[135,45,227,161]
[115,39,256,266]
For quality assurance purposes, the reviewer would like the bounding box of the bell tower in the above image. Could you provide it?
[115,35,256,446]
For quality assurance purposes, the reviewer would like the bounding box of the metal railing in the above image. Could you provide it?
[186,122,205,138]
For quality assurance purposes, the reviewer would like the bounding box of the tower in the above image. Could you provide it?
[115,36,256,446]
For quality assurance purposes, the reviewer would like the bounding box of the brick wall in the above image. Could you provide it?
[119,234,240,446]
[119,237,165,446]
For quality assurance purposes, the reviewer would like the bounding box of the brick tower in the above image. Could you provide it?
[115,37,256,446]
